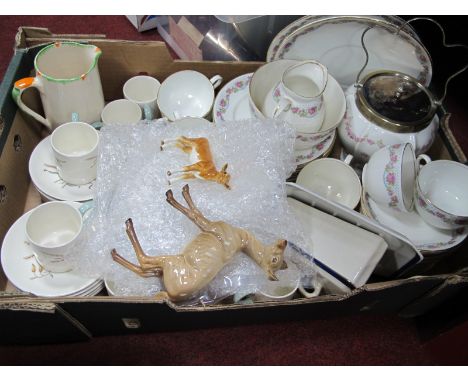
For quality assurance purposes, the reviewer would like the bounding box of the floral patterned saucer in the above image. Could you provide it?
[295,130,336,167]
[29,136,95,202]
[361,191,467,254]
[213,73,254,123]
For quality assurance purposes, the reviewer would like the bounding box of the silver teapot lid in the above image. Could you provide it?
[355,18,468,134]
[355,70,437,133]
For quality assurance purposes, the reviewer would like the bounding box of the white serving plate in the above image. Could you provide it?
[267,15,432,89]
[286,182,423,278]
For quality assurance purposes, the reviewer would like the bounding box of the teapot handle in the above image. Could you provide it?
[355,18,468,106]
[394,17,468,105]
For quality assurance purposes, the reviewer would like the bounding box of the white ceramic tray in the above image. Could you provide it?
[286,182,423,278]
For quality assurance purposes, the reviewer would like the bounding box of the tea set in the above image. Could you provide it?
[3,16,468,301]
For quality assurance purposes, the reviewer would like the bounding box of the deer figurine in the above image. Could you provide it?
[111,184,287,302]
[160,136,231,189]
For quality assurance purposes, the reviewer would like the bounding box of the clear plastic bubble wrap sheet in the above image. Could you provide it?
[66,118,317,304]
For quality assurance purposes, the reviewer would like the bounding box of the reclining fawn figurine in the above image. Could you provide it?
[160,136,231,189]
[111,184,287,301]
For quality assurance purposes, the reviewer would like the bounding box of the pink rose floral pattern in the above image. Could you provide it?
[215,74,252,121]
[272,85,322,118]
[383,144,403,210]
[416,195,468,227]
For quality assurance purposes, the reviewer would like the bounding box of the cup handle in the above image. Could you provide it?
[298,278,323,298]
[210,75,223,90]
[343,154,354,166]
[143,104,154,120]
[79,200,94,217]
[273,96,292,118]
[416,154,431,171]
[11,77,52,131]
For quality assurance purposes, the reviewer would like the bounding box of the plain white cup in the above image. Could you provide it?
[157,70,223,121]
[415,160,468,230]
[101,99,142,125]
[50,121,99,185]
[123,75,161,120]
[363,143,431,213]
[297,154,362,210]
[25,202,84,273]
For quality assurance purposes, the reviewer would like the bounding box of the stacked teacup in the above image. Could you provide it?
[363,143,468,231]
[249,59,346,172]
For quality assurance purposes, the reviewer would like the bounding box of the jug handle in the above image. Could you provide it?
[12,77,52,131]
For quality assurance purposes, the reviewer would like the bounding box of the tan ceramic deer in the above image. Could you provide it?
[160,136,231,189]
[111,184,287,301]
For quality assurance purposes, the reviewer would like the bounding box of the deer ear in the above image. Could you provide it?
[280,261,288,270]
[221,163,228,172]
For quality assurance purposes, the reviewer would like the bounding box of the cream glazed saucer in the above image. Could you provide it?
[1,202,101,297]
[361,191,467,254]
[29,136,96,202]
[213,73,255,123]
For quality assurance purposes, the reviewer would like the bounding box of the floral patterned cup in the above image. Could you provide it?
[363,143,431,213]
[415,160,468,230]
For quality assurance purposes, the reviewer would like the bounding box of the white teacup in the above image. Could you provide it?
[50,121,99,185]
[363,143,431,213]
[25,201,90,273]
[268,60,327,133]
[157,70,223,121]
[171,117,213,130]
[297,154,362,210]
[101,99,142,125]
[415,160,468,230]
[123,75,161,120]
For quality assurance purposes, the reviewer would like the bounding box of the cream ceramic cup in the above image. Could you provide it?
[50,121,99,185]
[363,143,431,213]
[123,75,161,120]
[297,154,361,210]
[157,70,223,121]
[25,202,87,273]
[415,160,468,230]
[101,99,142,125]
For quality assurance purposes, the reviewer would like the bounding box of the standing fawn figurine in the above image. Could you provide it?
[111,184,287,301]
[160,136,231,189]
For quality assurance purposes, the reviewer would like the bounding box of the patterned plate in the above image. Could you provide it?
[213,73,254,123]
[361,191,467,254]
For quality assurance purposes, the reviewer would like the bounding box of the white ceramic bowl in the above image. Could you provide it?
[415,160,468,230]
[296,156,361,210]
[157,70,222,121]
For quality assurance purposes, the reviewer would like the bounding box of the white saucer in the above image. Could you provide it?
[213,73,254,123]
[294,130,336,166]
[29,136,95,202]
[1,202,101,297]
[362,191,467,254]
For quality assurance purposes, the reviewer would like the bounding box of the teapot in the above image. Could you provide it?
[338,18,468,162]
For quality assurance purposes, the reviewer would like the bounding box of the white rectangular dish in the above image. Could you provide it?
[286,182,423,279]
[288,198,387,293]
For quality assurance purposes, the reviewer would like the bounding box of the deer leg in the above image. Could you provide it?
[181,184,211,230]
[111,249,161,277]
[160,138,179,151]
[167,172,196,185]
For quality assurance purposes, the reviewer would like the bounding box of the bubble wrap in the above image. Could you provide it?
[66,118,316,302]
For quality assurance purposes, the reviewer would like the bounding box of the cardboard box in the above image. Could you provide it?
[1,27,468,345]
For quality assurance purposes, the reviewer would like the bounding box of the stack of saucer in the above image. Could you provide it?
[1,202,102,297]
[29,136,96,203]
